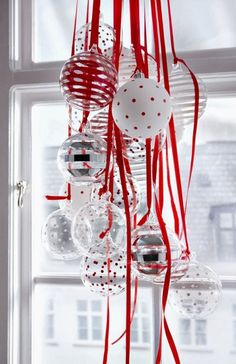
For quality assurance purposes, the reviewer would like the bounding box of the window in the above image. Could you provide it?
[131,301,152,346]
[210,205,236,261]
[44,299,55,341]
[232,304,236,347]
[76,299,103,342]
[179,319,207,347]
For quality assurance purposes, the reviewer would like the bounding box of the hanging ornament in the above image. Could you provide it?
[75,21,116,60]
[169,62,207,126]
[60,47,118,112]
[112,77,171,139]
[132,222,189,284]
[81,247,127,296]
[42,209,80,260]
[57,132,107,185]
[88,106,109,136]
[91,174,141,215]
[58,183,93,220]
[71,193,126,258]
[169,256,222,318]
[118,47,158,86]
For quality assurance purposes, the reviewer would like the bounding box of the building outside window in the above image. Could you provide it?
[179,319,207,347]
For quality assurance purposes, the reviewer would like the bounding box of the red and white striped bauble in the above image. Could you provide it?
[60,49,118,112]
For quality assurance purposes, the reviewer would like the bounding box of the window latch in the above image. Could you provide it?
[16,180,28,208]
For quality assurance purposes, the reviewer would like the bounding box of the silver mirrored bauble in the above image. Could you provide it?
[169,258,222,318]
[132,223,189,284]
[57,132,107,185]
[42,209,80,260]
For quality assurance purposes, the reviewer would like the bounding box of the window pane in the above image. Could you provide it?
[91,300,102,312]
[142,318,150,343]
[180,97,236,276]
[165,289,236,363]
[179,319,191,346]
[77,300,87,312]
[92,317,102,340]
[219,213,233,228]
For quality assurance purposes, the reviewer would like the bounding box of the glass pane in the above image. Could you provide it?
[31,0,236,64]
[179,97,236,276]
[33,285,153,364]
[31,102,84,274]
[77,300,87,312]
[164,289,236,364]
[220,213,233,228]
[169,0,236,52]
[91,300,102,312]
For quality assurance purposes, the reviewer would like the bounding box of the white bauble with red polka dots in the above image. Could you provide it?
[112,78,171,139]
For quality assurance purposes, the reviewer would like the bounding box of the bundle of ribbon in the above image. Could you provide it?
[42,1,222,363]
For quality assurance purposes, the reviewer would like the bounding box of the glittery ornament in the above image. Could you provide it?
[75,22,115,60]
[81,247,127,296]
[42,209,80,260]
[71,195,126,257]
[169,257,222,318]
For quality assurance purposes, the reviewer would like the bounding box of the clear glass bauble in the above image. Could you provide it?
[169,257,222,318]
[132,222,189,284]
[118,47,158,87]
[60,48,118,112]
[91,175,141,215]
[57,132,107,185]
[75,22,116,60]
[71,195,126,257]
[169,62,207,126]
[41,209,80,260]
[81,247,127,296]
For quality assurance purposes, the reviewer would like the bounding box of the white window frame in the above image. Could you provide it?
[1,1,236,364]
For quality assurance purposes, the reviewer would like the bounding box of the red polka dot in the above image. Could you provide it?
[81,191,84,194]
[150,97,155,101]
[147,125,151,129]
[157,112,161,116]
[117,102,120,106]
[125,115,129,119]
[132,98,136,103]
[134,126,138,130]
[141,112,146,116]
[163,99,166,103]
[124,89,127,92]
[139,85,143,88]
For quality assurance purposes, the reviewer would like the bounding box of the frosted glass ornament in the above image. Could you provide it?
[112,78,171,139]
[169,62,207,126]
[75,22,115,60]
[132,222,189,284]
[60,48,118,111]
[118,47,158,86]
[57,132,107,185]
[58,183,93,220]
[169,257,222,318]
[81,247,127,296]
[42,209,80,260]
[71,195,126,257]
